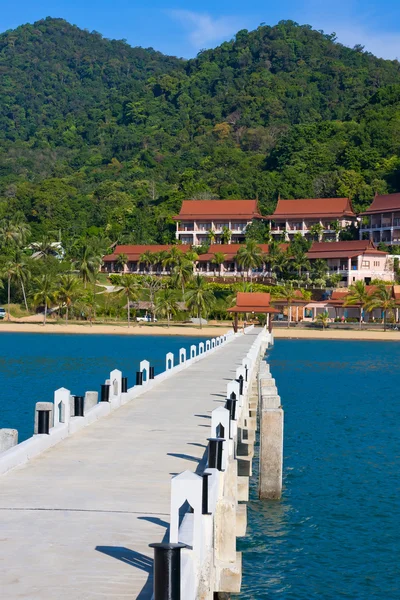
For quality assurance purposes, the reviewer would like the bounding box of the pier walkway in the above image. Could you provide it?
[0,330,259,600]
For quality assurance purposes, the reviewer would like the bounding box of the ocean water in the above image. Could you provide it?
[237,340,400,600]
[0,333,206,442]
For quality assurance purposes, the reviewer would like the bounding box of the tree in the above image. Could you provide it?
[344,281,371,329]
[1,259,16,321]
[311,259,328,281]
[316,311,330,329]
[57,274,82,323]
[236,240,263,282]
[30,236,57,259]
[208,230,216,245]
[292,250,310,279]
[141,275,163,320]
[221,226,232,244]
[74,244,102,288]
[139,250,156,273]
[116,252,128,272]
[330,220,342,241]
[31,274,57,325]
[155,288,179,327]
[213,252,226,276]
[269,247,289,280]
[7,249,31,311]
[172,259,194,297]
[309,223,324,241]
[366,284,396,331]
[162,247,184,272]
[116,275,139,327]
[185,275,215,328]
[274,283,298,328]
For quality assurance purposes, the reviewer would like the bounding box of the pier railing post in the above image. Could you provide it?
[149,542,186,600]
[73,395,85,417]
[100,383,110,402]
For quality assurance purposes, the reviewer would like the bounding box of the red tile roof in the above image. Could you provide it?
[361,193,400,215]
[174,199,262,221]
[307,240,387,260]
[228,292,279,313]
[103,245,191,262]
[271,197,355,219]
[197,243,288,261]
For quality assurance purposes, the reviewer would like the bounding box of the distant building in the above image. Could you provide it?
[359,193,400,244]
[268,197,357,241]
[173,199,264,245]
[306,240,392,285]
[102,244,191,274]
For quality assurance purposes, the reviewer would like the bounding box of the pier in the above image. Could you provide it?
[0,327,282,599]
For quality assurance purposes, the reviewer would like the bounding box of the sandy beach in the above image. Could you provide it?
[0,321,231,336]
[273,328,400,341]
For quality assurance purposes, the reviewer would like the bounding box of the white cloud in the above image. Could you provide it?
[168,10,242,48]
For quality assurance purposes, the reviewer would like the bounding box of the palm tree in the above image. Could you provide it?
[366,284,396,331]
[0,218,25,249]
[221,226,232,244]
[309,223,324,242]
[273,283,298,328]
[8,249,31,311]
[172,260,194,297]
[30,236,58,259]
[162,246,184,272]
[213,252,226,276]
[74,244,101,288]
[311,259,329,281]
[184,275,215,329]
[57,275,82,324]
[31,274,57,325]
[1,259,16,321]
[207,230,216,245]
[269,247,289,280]
[116,252,128,273]
[155,288,179,327]
[316,311,330,330]
[236,240,263,282]
[139,250,156,274]
[292,250,310,279]
[344,281,371,329]
[330,220,342,241]
[116,275,139,327]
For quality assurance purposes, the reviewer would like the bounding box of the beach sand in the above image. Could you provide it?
[0,321,231,336]
[273,328,400,341]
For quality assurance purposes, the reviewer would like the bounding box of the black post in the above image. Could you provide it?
[207,437,225,471]
[121,377,128,393]
[149,366,155,380]
[149,542,186,600]
[245,366,249,382]
[136,371,143,386]
[230,391,237,400]
[73,395,84,417]
[226,398,237,421]
[202,473,212,515]
[100,384,110,402]
[238,375,244,395]
[38,410,50,434]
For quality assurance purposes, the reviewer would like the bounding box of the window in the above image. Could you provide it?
[198,223,211,231]
[362,261,370,268]
[374,261,380,267]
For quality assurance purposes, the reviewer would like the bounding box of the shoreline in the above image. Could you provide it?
[273,328,400,341]
[0,322,231,336]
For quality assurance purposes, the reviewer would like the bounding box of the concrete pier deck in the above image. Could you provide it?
[0,330,259,600]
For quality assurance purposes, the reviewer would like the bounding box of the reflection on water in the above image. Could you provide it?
[236,340,400,600]
[0,333,206,442]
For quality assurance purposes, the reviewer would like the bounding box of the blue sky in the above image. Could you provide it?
[1,0,400,59]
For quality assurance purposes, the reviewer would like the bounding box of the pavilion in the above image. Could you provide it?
[228,292,279,332]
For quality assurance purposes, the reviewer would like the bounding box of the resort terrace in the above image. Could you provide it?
[360,193,400,245]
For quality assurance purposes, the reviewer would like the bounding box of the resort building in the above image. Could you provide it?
[102,244,192,274]
[359,193,400,245]
[173,199,264,245]
[306,241,392,285]
[268,197,357,241]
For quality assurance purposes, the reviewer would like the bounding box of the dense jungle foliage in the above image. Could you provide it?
[1,16,400,247]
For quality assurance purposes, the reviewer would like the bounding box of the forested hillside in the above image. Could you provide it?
[1,17,400,246]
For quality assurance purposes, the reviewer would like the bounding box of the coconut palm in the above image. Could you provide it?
[213,252,226,276]
[344,280,371,329]
[273,283,298,328]
[115,275,139,327]
[31,274,57,325]
[57,275,82,324]
[292,250,310,279]
[309,223,324,241]
[311,259,329,281]
[330,220,342,241]
[185,275,215,329]
[155,288,179,327]
[316,311,330,330]
[74,244,102,288]
[8,249,31,311]
[1,258,17,320]
[235,240,263,282]
[366,284,396,331]
[162,246,184,272]
[207,230,216,244]
[221,226,232,244]
[139,250,156,274]
[0,217,29,249]
[30,236,57,259]
[172,260,194,297]
[142,276,164,320]
[116,252,128,273]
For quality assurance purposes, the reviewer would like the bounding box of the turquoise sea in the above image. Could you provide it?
[237,340,400,600]
[0,333,206,442]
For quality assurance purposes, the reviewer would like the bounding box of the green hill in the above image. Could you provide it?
[0,17,400,243]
